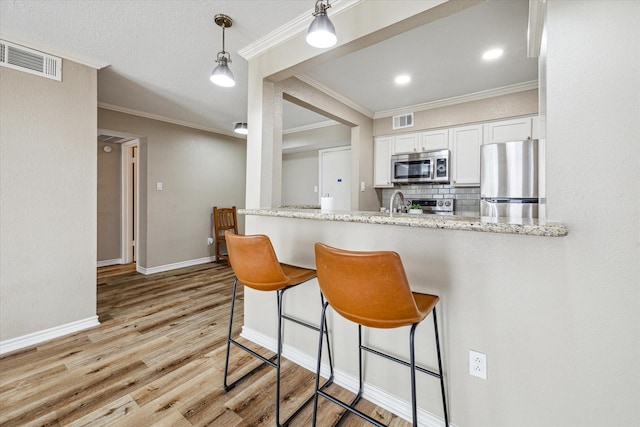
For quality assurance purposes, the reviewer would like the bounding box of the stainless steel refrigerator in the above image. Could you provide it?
[480,139,539,219]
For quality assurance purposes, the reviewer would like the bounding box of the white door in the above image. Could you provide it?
[319,147,351,211]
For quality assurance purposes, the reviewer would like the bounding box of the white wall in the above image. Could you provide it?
[243,1,640,426]
[0,60,98,342]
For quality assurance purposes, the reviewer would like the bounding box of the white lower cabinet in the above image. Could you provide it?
[374,136,393,188]
[451,124,483,186]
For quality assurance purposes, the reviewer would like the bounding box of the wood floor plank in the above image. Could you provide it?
[0,263,411,427]
[64,394,141,427]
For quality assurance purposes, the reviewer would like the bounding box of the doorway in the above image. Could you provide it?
[319,146,352,211]
[122,140,139,264]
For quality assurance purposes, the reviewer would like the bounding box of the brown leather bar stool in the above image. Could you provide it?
[223,231,334,427]
[312,243,448,427]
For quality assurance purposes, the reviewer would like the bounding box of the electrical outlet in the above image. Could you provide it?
[469,350,487,380]
[207,237,214,245]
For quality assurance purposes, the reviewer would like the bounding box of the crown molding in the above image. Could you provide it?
[238,0,363,61]
[98,103,244,139]
[0,33,110,70]
[527,0,546,58]
[374,80,539,119]
[283,119,339,135]
[294,74,374,119]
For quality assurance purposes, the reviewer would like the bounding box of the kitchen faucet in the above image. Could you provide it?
[389,190,406,215]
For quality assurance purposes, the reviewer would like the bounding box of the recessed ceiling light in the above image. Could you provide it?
[395,74,411,85]
[482,48,504,61]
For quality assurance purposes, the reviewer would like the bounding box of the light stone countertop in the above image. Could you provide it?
[239,208,568,237]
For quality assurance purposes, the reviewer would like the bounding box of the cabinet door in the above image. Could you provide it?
[484,117,533,144]
[374,136,394,188]
[392,133,420,154]
[451,124,483,186]
[421,129,449,151]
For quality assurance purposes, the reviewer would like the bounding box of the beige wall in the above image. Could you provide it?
[97,141,122,261]
[244,1,640,426]
[373,89,538,135]
[282,151,319,206]
[98,109,247,269]
[0,60,98,341]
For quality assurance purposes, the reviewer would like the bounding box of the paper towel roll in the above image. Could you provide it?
[321,197,335,212]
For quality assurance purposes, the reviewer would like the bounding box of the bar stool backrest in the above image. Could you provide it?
[225,231,290,291]
[314,243,422,329]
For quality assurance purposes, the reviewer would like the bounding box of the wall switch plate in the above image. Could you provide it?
[156,182,163,191]
[360,181,366,192]
[314,185,318,193]
[207,237,214,245]
[469,350,487,380]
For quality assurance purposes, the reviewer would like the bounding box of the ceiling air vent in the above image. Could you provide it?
[392,112,414,130]
[0,39,62,81]
[98,134,128,143]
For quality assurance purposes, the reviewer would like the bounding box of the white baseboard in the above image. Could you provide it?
[240,327,451,427]
[137,256,215,275]
[0,316,100,355]
[97,258,123,268]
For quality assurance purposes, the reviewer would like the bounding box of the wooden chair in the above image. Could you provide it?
[212,206,238,263]
[223,232,334,426]
[312,242,448,427]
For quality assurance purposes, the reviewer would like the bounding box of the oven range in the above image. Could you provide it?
[408,198,454,215]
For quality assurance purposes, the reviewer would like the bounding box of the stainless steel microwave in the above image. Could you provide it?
[391,149,450,184]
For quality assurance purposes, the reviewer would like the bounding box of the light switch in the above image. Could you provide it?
[156,182,163,191]
[360,181,366,192]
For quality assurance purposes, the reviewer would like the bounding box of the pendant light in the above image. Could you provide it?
[210,14,235,87]
[306,0,336,48]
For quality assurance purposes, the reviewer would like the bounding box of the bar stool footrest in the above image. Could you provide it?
[362,344,443,379]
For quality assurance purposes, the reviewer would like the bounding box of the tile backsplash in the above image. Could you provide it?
[381,184,480,212]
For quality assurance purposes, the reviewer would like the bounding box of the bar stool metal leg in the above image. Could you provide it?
[433,307,449,427]
[225,279,334,426]
[223,278,277,392]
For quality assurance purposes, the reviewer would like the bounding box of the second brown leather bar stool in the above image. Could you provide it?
[223,231,334,426]
[313,242,448,427]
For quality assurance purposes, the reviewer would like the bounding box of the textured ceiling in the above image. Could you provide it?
[0,0,537,137]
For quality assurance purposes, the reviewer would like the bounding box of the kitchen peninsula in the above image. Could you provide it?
[238,207,570,424]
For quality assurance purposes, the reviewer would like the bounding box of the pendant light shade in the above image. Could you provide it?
[211,14,235,88]
[210,55,235,87]
[233,122,248,135]
[306,1,336,48]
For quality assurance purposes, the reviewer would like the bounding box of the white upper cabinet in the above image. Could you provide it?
[451,124,483,186]
[374,136,394,188]
[484,117,533,144]
[392,133,421,154]
[375,115,539,189]
[420,129,449,151]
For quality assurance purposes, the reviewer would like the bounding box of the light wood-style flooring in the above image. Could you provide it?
[0,263,410,426]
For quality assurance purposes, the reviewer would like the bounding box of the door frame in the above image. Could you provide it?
[318,146,351,209]
[121,139,139,264]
